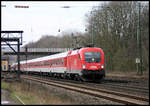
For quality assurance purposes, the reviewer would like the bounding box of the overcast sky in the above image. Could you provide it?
[2,1,103,46]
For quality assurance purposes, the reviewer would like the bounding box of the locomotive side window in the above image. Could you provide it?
[52,59,64,66]
[43,61,50,66]
[84,52,101,63]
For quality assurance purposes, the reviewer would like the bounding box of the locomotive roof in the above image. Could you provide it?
[79,47,103,52]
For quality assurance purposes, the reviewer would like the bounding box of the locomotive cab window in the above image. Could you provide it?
[84,52,101,63]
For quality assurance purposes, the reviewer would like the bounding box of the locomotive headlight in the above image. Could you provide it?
[83,64,86,69]
[101,64,104,69]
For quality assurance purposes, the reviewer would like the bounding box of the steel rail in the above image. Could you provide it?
[21,75,149,105]
[31,73,149,92]
[100,83,149,91]
[29,74,149,99]
[36,75,149,102]
[87,82,149,94]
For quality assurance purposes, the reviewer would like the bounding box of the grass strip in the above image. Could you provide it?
[1,80,74,104]
[1,81,37,104]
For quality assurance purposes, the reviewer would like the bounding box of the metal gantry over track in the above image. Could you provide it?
[1,30,23,79]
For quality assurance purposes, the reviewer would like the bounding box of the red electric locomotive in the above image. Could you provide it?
[11,47,105,82]
[66,47,105,81]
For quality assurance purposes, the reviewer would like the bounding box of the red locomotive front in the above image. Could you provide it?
[66,47,105,81]
[79,47,105,81]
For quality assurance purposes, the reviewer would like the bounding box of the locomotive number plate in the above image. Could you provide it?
[90,66,97,68]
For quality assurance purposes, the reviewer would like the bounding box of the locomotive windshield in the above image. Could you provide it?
[84,52,101,63]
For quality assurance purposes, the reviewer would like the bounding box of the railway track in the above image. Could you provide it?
[30,74,149,97]
[98,83,149,93]
[21,75,149,105]
[56,76,149,95]
[2,71,148,97]
[82,81,149,97]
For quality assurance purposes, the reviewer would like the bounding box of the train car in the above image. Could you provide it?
[11,47,105,82]
[1,60,8,71]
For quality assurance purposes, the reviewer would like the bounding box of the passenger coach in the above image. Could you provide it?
[11,47,105,82]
